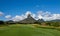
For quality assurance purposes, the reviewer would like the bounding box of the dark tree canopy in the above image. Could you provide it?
[0,21,4,25]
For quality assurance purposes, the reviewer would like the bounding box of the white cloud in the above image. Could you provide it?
[25,11,36,19]
[0,11,4,16]
[37,11,60,21]
[42,14,60,21]
[38,11,60,21]
[43,11,51,17]
[12,11,31,21]
[37,11,44,16]
[12,11,36,21]
[5,15,11,19]
[12,15,25,21]
[52,14,60,19]
[32,14,36,18]
[25,11,31,15]
[10,11,60,21]
[24,11,32,18]
[37,11,51,17]
[37,15,43,19]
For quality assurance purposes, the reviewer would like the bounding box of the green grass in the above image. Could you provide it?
[0,24,60,36]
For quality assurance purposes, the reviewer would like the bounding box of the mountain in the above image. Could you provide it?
[19,14,36,24]
[37,19,44,22]
[49,19,60,22]
[6,20,15,24]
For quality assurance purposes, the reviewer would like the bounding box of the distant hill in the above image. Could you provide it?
[6,20,15,24]
[49,19,60,22]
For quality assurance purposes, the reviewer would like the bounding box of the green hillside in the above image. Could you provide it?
[0,24,60,36]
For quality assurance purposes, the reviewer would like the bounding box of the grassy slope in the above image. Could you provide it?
[0,24,60,36]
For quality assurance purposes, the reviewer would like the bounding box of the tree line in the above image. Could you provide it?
[0,20,60,27]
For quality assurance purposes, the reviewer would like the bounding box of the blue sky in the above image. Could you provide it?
[0,0,60,21]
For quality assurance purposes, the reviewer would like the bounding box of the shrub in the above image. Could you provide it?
[45,22,51,26]
[34,21,41,25]
[51,22,60,27]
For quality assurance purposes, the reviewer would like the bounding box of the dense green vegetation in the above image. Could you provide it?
[0,24,60,36]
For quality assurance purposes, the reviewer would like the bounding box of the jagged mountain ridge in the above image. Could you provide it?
[19,14,36,24]
[19,14,44,24]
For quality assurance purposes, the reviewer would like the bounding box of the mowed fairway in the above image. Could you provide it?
[0,24,60,36]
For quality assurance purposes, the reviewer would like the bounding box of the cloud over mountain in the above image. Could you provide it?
[12,11,36,21]
[6,11,60,21]
[37,11,60,21]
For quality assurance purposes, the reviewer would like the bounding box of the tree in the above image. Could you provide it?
[0,21,4,25]
[45,22,51,26]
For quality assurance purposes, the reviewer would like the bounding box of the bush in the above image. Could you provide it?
[51,22,60,27]
[34,21,41,24]
[45,22,51,26]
